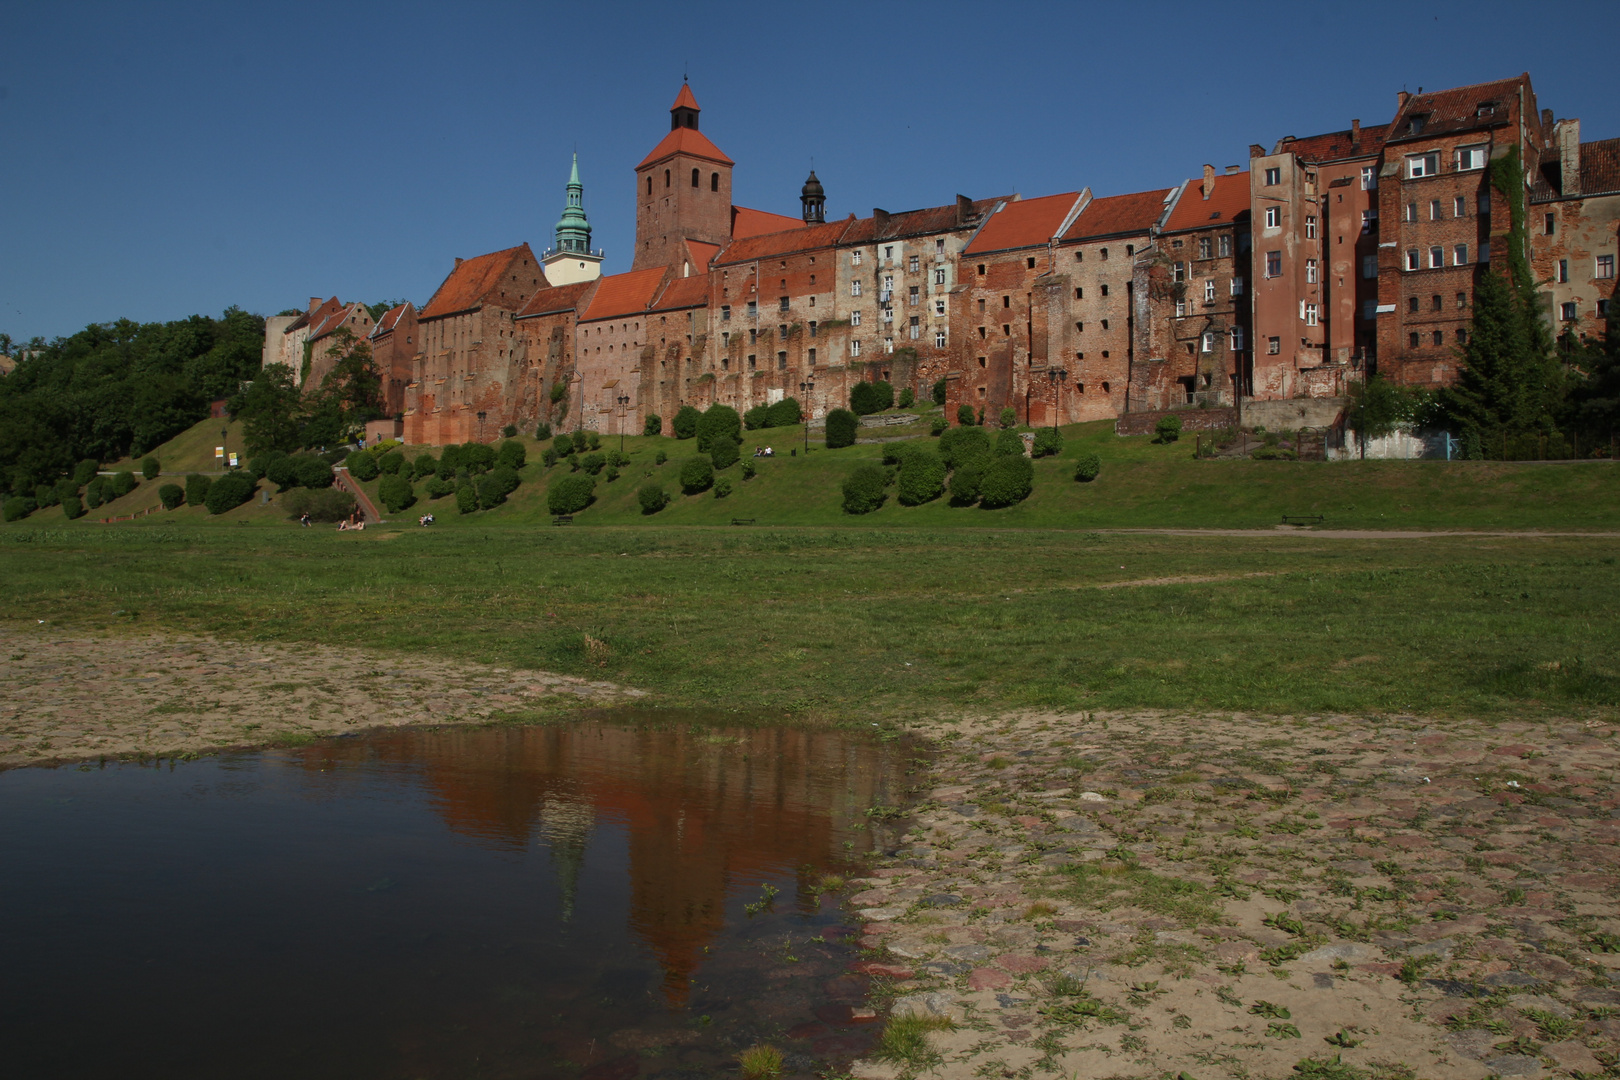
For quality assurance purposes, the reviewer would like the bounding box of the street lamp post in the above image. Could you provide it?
[617,394,630,453]
[476,410,487,443]
[220,427,229,468]
[799,378,815,453]
[1046,368,1068,433]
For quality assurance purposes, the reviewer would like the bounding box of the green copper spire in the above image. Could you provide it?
[554,154,592,255]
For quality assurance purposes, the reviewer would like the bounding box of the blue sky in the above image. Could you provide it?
[3,0,1615,341]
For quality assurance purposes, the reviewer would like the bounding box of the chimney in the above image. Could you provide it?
[1558,118,1582,196]
[1351,118,1361,152]
[307,297,321,314]
[872,208,890,231]
[956,194,974,226]
[1202,164,1216,200]
[1224,165,1240,175]
[1396,90,1411,111]
[1249,143,1266,159]
[1542,108,1554,134]
[455,257,464,267]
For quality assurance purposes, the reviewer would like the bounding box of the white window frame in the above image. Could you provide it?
[1265,251,1282,278]
[1598,254,1616,280]
[850,250,862,265]
[1557,259,1569,284]
[1306,259,1318,284]
[934,299,946,316]
[1230,276,1244,296]
[1406,249,1420,271]
[933,268,946,285]
[1172,261,1185,282]
[1454,244,1469,266]
[850,310,862,327]
[1218,234,1231,258]
[1305,303,1319,327]
[1174,299,1186,317]
[1430,199,1443,221]
[850,339,862,356]
[1264,206,1280,228]
[1361,166,1377,190]
[1204,279,1215,302]
[884,336,894,354]
[1428,246,1443,269]
[1200,331,1216,353]
[934,330,947,348]
[908,255,919,272]
[1264,167,1280,185]
[1406,152,1439,178]
[850,280,862,297]
[1305,216,1317,239]
[1230,326,1244,351]
[1456,145,1488,171]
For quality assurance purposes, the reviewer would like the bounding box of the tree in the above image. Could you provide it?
[1344,376,1414,458]
[841,464,888,514]
[767,397,802,427]
[850,380,894,416]
[825,408,858,449]
[1444,267,1562,449]
[233,363,305,456]
[314,327,384,429]
[1566,298,1620,441]
[638,483,669,514]
[932,379,948,407]
[378,473,415,513]
[672,404,702,439]
[643,414,662,436]
[696,404,741,453]
[679,456,714,493]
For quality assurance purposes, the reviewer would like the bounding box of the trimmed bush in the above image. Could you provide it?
[204,472,256,515]
[378,450,405,475]
[896,449,946,506]
[743,404,771,431]
[604,465,619,483]
[1032,428,1063,458]
[956,404,976,426]
[825,408,858,449]
[34,483,59,508]
[1154,414,1183,443]
[141,456,161,480]
[714,476,732,499]
[938,426,991,469]
[995,429,1024,457]
[930,417,948,436]
[898,387,915,409]
[265,456,299,491]
[295,455,335,489]
[849,380,894,416]
[607,449,630,468]
[1074,453,1102,482]
[580,452,606,475]
[535,421,553,442]
[455,482,478,514]
[709,435,740,470]
[697,404,741,452]
[553,436,575,457]
[638,483,669,514]
[766,397,802,427]
[497,439,526,469]
[547,474,596,514]
[4,496,35,521]
[73,459,100,486]
[654,450,667,465]
[475,474,506,508]
[424,476,455,499]
[841,464,888,515]
[411,453,438,480]
[158,483,185,510]
[999,406,1017,429]
[572,431,589,454]
[440,444,464,472]
[979,454,1034,509]
[84,477,105,509]
[672,404,701,439]
[461,442,496,473]
[378,473,415,513]
[108,471,137,498]
[61,494,85,520]
[501,424,517,438]
[489,463,521,498]
[346,449,380,481]
[679,456,714,494]
[283,487,356,522]
[185,474,211,506]
[742,459,756,480]
[948,456,988,505]
[542,448,558,468]
[643,414,661,436]
[931,379,947,406]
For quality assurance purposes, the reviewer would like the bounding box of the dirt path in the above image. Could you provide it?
[837,711,1620,1080]
[0,625,642,768]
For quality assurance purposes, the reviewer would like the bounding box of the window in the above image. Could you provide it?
[721,304,731,321]
[1361,165,1377,190]
[934,300,946,316]
[1479,242,1490,263]
[1100,247,1108,259]
[1174,299,1186,317]
[1306,259,1318,284]
[1601,300,1610,317]
[1362,209,1378,233]
[777,351,787,369]
[1305,303,1318,326]
[976,264,985,275]
[1198,237,1212,259]
[850,281,862,297]
[1306,216,1317,239]
[1268,336,1280,355]
[1074,287,1083,299]
[936,239,945,254]
[1204,279,1215,302]
[746,300,757,318]
[883,245,893,261]
[1599,255,1616,279]
[908,285,919,305]
[711,173,719,191]
[1408,296,1420,314]
[1454,244,1468,266]
[884,337,894,354]
[1002,295,1011,308]
[881,307,893,323]
[691,167,699,187]
[935,330,946,348]
[1173,261,1186,282]
[809,321,818,337]
[1557,259,1569,283]
[882,275,894,294]
[646,176,653,195]
[749,328,757,345]
[1407,152,1439,178]
[909,255,919,272]
[850,339,862,356]
[1265,206,1280,228]
[908,316,920,339]
[1026,257,1036,269]
[779,323,788,339]
[1431,294,1442,312]
[747,354,756,369]
[1430,199,1443,221]
[850,311,861,326]
[1362,255,1377,279]
[1456,145,1487,171]
[934,268,946,285]
[1201,331,1216,353]
[1561,302,1578,321]
[808,347,816,364]
[1101,319,1109,330]
[1409,332,1420,348]
[1406,202,1418,223]
[851,250,862,265]
[779,296,790,312]
[1264,167,1281,185]
[1431,330,1442,346]
[1456,329,1468,344]
[1219,234,1231,257]
[1454,196,1466,217]
[664,168,670,188]
[1100,283,1109,296]
[1265,251,1282,277]
[1231,277,1244,295]
[1231,326,1245,351]
[1545,213,1556,236]
[1428,246,1443,269]
[1456,292,1467,309]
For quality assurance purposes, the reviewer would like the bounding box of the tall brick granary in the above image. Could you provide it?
[353,73,1615,444]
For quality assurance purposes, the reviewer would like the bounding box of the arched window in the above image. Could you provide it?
[664,169,670,188]
[710,172,719,192]
[691,167,699,188]
[646,176,652,196]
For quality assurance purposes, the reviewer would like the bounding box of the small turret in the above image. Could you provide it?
[801,169,825,225]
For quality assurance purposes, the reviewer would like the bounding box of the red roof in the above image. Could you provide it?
[309,302,368,342]
[963,192,1081,255]
[369,302,412,337]
[637,126,733,169]
[580,267,667,323]
[1275,124,1390,162]
[671,84,700,113]
[515,279,597,319]
[650,273,710,312]
[731,205,804,239]
[419,244,539,319]
[715,218,850,265]
[683,239,721,270]
[840,197,1003,244]
[1062,189,1172,241]
[1580,138,1620,197]
[1387,75,1529,145]
[1162,172,1249,233]
[285,296,341,333]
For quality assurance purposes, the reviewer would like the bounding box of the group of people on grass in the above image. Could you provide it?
[752,446,775,458]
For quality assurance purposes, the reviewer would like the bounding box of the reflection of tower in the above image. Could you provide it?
[538,795,594,922]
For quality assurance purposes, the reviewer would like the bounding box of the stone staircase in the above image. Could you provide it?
[332,467,383,522]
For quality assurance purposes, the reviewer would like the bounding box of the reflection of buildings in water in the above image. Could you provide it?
[537,796,593,923]
[296,724,902,1006]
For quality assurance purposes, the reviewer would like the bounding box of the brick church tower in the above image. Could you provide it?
[633,82,734,270]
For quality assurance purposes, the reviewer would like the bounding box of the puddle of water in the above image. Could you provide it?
[0,721,913,1078]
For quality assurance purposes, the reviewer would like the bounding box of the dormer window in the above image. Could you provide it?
[1476,101,1497,118]
[1407,113,1428,136]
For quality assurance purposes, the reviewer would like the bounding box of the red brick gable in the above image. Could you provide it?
[1062,189,1172,241]
[308,302,368,343]
[683,239,721,271]
[731,206,805,239]
[1277,124,1391,163]
[515,279,597,319]
[637,126,734,169]
[650,273,710,312]
[963,192,1082,255]
[369,303,412,337]
[1162,172,1249,233]
[419,244,542,320]
[580,267,668,323]
[1580,138,1620,197]
[1386,75,1529,145]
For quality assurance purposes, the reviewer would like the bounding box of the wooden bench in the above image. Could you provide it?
[552,515,573,526]
[1281,514,1324,526]
[730,517,756,526]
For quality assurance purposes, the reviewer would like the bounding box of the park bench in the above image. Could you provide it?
[552,515,573,526]
[730,518,756,526]
[1281,514,1324,526]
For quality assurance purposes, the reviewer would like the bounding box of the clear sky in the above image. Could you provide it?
[3,0,1615,342]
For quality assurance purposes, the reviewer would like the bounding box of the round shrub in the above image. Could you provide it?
[896,450,946,506]
[637,483,669,515]
[571,431,589,454]
[345,449,380,481]
[849,380,894,416]
[580,452,606,475]
[679,456,714,494]
[475,474,507,508]
[607,449,630,468]
[697,404,741,452]
[931,379,948,406]
[999,406,1017,429]
[605,466,620,483]
[643,414,662,436]
[948,457,988,505]
[709,435,740,470]
[547,473,596,514]
[553,436,575,457]
[185,474,211,506]
[767,397,802,428]
[424,476,455,499]
[743,404,771,431]
[714,476,732,499]
[109,470,137,499]
[1032,428,1063,458]
[672,405,701,439]
[979,454,1034,509]
[295,455,335,489]
[586,431,600,451]
[542,448,559,468]
[501,424,517,439]
[4,496,36,521]
[938,426,991,469]
[283,487,356,522]
[898,387,915,409]
[825,408,858,449]
[73,459,100,486]
[265,456,299,491]
[411,453,438,480]
[1074,453,1102,482]
[995,429,1024,457]
[930,417,948,436]
[489,464,521,498]
[34,483,59,508]
[497,440,526,470]
[1154,414,1183,443]
[461,442,496,473]
[440,444,464,472]
[956,404,976,426]
[61,494,85,520]
[84,477,105,509]
[204,472,256,515]
[455,482,478,514]
[377,450,405,475]
[378,473,415,513]
[654,450,667,465]
[535,421,553,442]
[742,459,756,480]
[141,456,161,480]
[841,464,888,515]
[158,483,185,510]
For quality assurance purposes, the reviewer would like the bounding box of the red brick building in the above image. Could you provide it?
[367,302,417,418]
[1529,123,1620,343]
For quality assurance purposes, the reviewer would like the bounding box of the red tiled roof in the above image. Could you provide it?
[1581,137,1620,197]
[683,239,721,270]
[286,296,341,333]
[419,244,539,320]
[1062,189,1172,241]
[369,303,411,337]
[963,192,1081,255]
[580,267,668,323]
[1387,75,1528,145]
[715,218,851,265]
[671,83,700,113]
[650,273,710,312]
[840,197,1004,244]
[1162,172,1250,233]
[637,126,733,169]
[516,279,597,319]
[309,302,368,342]
[1275,123,1390,162]
[731,205,804,239]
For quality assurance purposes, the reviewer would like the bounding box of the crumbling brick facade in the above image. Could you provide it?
[1529,121,1620,344]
